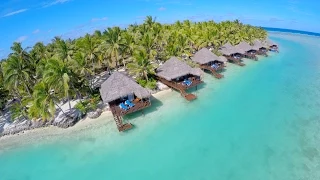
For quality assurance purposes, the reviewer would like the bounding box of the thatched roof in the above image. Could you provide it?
[236,41,259,51]
[219,42,236,56]
[192,48,220,64]
[156,57,203,81]
[219,56,228,62]
[219,47,234,56]
[99,72,151,103]
[222,42,233,49]
[220,42,245,55]
[253,39,268,49]
[235,42,251,52]
[234,46,246,54]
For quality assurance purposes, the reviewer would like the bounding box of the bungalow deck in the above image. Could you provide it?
[109,99,151,132]
[257,49,268,57]
[157,76,203,101]
[200,64,224,79]
[269,47,279,53]
[244,52,258,60]
[224,56,245,66]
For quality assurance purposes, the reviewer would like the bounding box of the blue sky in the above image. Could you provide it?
[0,0,319,58]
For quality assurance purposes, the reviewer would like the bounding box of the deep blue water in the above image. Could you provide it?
[264,27,320,37]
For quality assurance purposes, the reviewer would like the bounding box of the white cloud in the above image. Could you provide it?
[43,0,72,8]
[33,29,40,34]
[91,17,108,22]
[158,7,166,11]
[15,36,28,43]
[2,9,28,17]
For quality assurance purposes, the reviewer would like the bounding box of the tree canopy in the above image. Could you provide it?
[0,17,267,121]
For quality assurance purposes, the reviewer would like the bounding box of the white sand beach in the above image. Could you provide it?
[0,89,172,151]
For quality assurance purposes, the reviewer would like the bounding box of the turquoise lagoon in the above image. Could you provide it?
[1,32,320,180]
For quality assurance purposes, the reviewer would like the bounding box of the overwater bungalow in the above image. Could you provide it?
[253,40,268,57]
[236,41,259,60]
[192,48,227,79]
[219,42,245,66]
[156,57,203,101]
[99,72,151,132]
[266,39,279,52]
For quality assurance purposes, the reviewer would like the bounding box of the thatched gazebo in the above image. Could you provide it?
[235,41,259,60]
[219,43,245,66]
[156,57,203,101]
[100,72,151,131]
[253,39,269,56]
[192,48,226,79]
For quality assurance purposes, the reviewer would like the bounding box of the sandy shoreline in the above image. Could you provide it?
[0,89,172,151]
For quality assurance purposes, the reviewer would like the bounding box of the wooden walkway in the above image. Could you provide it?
[200,64,224,79]
[157,77,202,101]
[110,100,151,132]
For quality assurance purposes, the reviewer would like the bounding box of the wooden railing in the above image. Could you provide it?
[257,50,268,57]
[225,56,245,66]
[156,77,202,101]
[110,100,151,117]
[200,65,224,79]
[244,53,258,60]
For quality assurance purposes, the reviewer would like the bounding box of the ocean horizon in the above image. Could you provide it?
[264,27,320,37]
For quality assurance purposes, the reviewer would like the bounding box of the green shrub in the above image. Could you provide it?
[145,79,157,89]
[74,101,87,114]
[137,78,157,90]
[137,79,147,87]
[74,95,101,114]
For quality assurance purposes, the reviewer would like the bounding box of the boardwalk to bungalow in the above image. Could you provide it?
[156,76,202,101]
[99,72,152,132]
[191,48,227,79]
[156,57,203,101]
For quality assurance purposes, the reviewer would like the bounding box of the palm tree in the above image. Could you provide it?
[43,59,73,110]
[52,37,73,62]
[9,42,30,62]
[76,34,100,72]
[127,49,155,81]
[144,16,156,29]
[29,81,64,120]
[71,52,93,89]
[2,55,33,97]
[103,27,124,70]
[139,33,157,60]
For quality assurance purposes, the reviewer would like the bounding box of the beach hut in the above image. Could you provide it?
[266,39,279,52]
[219,43,245,66]
[100,72,151,132]
[192,48,226,79]
[156,57,203,101]
[253,39,268,56]
[236,41,259,60]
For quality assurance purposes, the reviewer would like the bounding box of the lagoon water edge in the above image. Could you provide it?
[1,32,320,180]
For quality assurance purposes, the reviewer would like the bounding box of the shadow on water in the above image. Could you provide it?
[123,97,164,121]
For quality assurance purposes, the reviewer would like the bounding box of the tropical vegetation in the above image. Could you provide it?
[0,16,267,122]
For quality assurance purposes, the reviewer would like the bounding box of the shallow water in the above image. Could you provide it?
[1,33,320,180]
